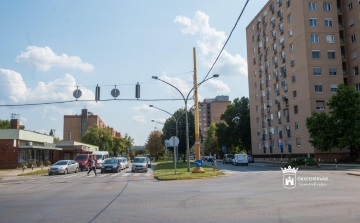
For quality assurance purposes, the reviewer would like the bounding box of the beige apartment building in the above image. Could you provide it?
[247,0,359,161]
[63,108,121,142]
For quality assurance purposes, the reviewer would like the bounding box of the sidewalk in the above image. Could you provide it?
[0,167,46,179]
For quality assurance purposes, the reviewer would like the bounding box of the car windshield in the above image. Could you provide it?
[96,155,103,159]
[133,158,146,163]
[118,158,124,162]
[54,161,68,165]
[104,159,117,164]
[147,158,150,162]
[74,155,87,161]
[227,155,234,159]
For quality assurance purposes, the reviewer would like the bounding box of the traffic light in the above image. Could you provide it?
[135,82,140,99]
[95,84,100,102]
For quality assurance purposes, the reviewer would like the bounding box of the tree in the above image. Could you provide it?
[113,137,126,157]
[204,123,220,155]
[161,108,195,161]
[0,120,25,129]
[123,133,134,158]
[82,125,114,154]
[306,84,360,160]
[145,130,165,158]
[217,97,251,153]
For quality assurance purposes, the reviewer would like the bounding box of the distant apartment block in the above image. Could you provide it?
[246,0,358,161]
[63,108,121,142]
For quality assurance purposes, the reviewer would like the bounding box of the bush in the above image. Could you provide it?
[22,162,28,168]
[37,161,44,167]
[44,160,51,166]
[288,157,318,167]
[29,162,36,168]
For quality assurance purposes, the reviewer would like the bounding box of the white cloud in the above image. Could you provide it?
[133,115,146,123]
[132,104,153,113]
[159,74,192,98]
[50,117,57,121]
[15,46,94,72]
[0,69,95,104]
[175,11,248,77]
[203,79,230,93]
[20,117,27,122]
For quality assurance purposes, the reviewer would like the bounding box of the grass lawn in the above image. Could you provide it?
[154,161,225,180]
[17,169,49,176]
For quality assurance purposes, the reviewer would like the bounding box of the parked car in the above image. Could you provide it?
[74,154,97,171]
[247,155,254,163]
[131,157,148,173]
[48,160,79,175]
[207,156,214,162]
[121,157,130,168]
[146,157,151,168]
[116,157,126,170]
[101,158,121,173]
[203,156,209,161]
[232,154,249,166]
[223,154,234,164]
[92,151,109,168]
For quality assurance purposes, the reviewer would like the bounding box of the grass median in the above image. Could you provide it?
[17,169,48,176]
[154,161,225,180]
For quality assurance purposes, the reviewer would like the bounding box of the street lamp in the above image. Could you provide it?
[152,74,219,172]
[149,105,172,116]
[151,120,165,125]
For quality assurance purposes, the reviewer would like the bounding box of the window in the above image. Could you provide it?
[289,43,294,52]
[354,66,359,76]
[329,67,337,76]
[312,50,320,59]
[287,14,292,23]
[348,2,353,11]
[316,101,325,110]
[257,117,259,124]
[293,90,297,98]
[308,2,316,10]
[256,105,259,112]
[253,58,256,65]
[351,34,356,43]
[255,82,257,89]
[286,0,290,8]
[256,94,258,101]
[291,59,295,67]
[326,35,334,43]
[325,18,333,27]
[296,138,301,146]
[323,3,331,11]
[295,122,299,130]
[330,84,338,93]
[352,50,358,59]
[349,18,354,27]
[313,67,322,76]
[311,34,319,42]
[289,29,293,37]
[356,84,360,92]
[309,18,318,26]
[315,84,323,93]
[292,74,296,83]
[254,70,257,76]
[327,51,336,59]
[294,105,298,114]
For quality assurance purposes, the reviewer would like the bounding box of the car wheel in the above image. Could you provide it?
[101,170,104,173]
[118,168,121,173]
[64,169,68,175]
[75,167,79,173]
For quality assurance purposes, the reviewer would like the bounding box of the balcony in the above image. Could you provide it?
[277,103,281,110]
[277,90,280,96]
[278,118,282,124]
[275,63,278,68]
[260,85,263,90]
[262,122,265,128]
[286,115,290,123]
[281,43,285,49]
[282,58,286,63]
[268,121,271,127]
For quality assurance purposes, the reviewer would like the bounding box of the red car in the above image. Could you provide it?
[74,154,98,171]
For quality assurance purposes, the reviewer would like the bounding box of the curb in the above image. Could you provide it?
[347,172,360,176]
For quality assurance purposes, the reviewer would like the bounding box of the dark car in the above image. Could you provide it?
[247,155,254,163]
[101,158,121,173]
[223,154,234,164]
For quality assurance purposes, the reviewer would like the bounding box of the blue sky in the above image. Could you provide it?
[0,0,268,145]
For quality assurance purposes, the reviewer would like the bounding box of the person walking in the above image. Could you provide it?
[87,157,97,176]
[212,154,217,172]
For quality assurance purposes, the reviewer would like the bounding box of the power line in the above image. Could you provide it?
[202,0,250,81]
[0,98,185,107]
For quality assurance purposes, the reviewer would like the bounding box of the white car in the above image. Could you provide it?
[122,158,130,168]
[116,157,126,170]
[232,154,249,166]
[48,160,79,175]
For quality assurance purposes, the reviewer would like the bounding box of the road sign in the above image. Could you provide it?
[164,140,171,147]
[168,136,179,147]
[195,160,202,167]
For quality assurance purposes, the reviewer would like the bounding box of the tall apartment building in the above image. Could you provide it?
[197,95,230,138]
[246,0,358,161]
[63,108,121,142]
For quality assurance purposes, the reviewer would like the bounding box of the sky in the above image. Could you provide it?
[0,0,268,145]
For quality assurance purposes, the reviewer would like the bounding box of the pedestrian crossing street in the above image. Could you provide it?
[1,171,152,182]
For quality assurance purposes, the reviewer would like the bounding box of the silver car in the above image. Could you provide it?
[131,157,148,173]
[122,158,130,168]
[48,160,79,175]
[116,157,126,170]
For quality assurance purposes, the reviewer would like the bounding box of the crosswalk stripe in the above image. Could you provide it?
[122,173,130,177]
[133,173,141,177]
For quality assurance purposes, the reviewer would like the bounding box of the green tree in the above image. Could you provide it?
[145,130,165,158]
[306,84,360,160]
[123,133,134,158]
[0,120,25,129]
[113,137,126,157]
[82,125,114,154]
[162,108,195,161]
[204,123,220,155]
[217,97,251,153]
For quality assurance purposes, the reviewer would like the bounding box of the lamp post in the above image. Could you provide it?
[151,120,165,125]
[152,74,219,172]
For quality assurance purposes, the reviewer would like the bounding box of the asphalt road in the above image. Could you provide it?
[0,163,359,223]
